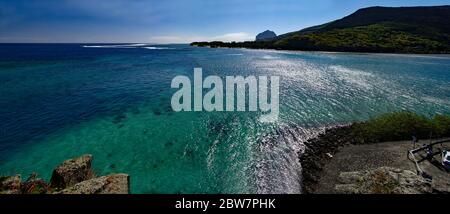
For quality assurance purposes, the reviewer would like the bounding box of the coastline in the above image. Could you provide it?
[299,125,357,193]
[299,124,450,194]
[192,44,450,56]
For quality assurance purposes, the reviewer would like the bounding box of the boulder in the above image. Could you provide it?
[0,175,21,194]
[50,154,94,189]
[335,167,432,194]
[55,174,130,194]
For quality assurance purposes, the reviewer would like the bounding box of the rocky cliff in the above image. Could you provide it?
[0,154,129,194]
[335,167,432,194]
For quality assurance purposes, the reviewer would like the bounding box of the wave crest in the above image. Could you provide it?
[82,44,174,50]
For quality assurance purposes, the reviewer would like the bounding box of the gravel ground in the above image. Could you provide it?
[313,140,450,193]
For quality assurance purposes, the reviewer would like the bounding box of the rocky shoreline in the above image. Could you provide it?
[299,125,357,193]
[0,154,129,194]
[299,124,450,194]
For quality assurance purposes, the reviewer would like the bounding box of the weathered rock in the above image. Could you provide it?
[55,174,130,194]
[50,154,94,189]
[21,175,50,194]
[335,167,432,194]
[0,175,21,194]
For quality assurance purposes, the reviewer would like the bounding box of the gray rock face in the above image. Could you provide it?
[50,154,94,189]
[335,167,432,194]
[0,154,129,194]
[256,30,277,41]
[55,174,130,194]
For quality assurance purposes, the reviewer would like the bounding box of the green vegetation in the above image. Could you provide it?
[191,6,450,53]
[273,23,448,53]
[351,111,450,143]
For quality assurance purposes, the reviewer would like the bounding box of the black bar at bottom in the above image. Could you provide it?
[0,194,447,212]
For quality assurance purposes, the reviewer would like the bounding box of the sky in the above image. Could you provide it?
[0,0,449,43]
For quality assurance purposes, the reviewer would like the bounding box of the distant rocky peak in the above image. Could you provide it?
[256,30,277,41]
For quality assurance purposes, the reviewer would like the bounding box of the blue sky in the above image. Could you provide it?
[0,0,449,43]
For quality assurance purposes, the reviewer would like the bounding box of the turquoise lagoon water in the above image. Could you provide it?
[1,44,450,193]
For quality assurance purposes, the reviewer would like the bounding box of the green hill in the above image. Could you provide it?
[191,6,450,53]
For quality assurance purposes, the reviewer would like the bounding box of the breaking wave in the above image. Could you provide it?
[82,44,174,50]
[82,44,149,48]
[143,47,174,50]
[254,125,326,194]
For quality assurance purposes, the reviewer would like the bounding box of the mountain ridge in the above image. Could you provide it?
[191,5,450,54]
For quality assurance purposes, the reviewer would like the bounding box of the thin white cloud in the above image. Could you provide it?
[149,32,254,44]
[148,35,207,44]
[211,32,253,42]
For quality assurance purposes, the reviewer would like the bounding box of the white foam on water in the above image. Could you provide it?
[82,44,149,48]
[261,55,279,60]
[143,47,174,50]
[253,57,332,93]
[423,96,450,106]
[253,126,326,194]
[328,65,374,90]
[206,140,219,170]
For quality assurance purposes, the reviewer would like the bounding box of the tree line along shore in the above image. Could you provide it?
[192,6,450,54]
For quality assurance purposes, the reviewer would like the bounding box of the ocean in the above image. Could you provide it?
[1,43,450,193]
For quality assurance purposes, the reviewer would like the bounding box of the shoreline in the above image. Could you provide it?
[299,124,450,194]
[298,125,357,193]
[191,44,450,55]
